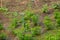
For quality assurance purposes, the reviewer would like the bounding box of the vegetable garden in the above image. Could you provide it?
[0,0,60,40]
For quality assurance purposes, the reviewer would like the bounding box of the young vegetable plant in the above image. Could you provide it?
[43,16,54,30]
[41,4,48,13]
[18,33,34,40]
[12,28,35,40]
[24,21,31,32]
[8,18,18,30]
[31,14,39,26]
[44,31,60,40]
[31,26,41,36]
[22,33,35,40]
[54,11,60,27]
[52,3,60,9]
[45,33,56,40]
[12,27,25,40]
[12,27,25,35]
[22,10,39,28]
[24,10,33,20]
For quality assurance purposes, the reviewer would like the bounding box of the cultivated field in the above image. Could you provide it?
[0,0,60,40]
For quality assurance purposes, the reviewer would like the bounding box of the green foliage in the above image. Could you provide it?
[0,33,7,40]
[0,23,3,30]
[4,12,19,18]
[22,34,34,40]
[12,27,35,40]
[24,10,33,20]
[12,27,25,40]
[0,7,8,12]
[31,26,41,36]
[12,27,25,35]
[44,31,60,40]
[24,22,31,32]
[20,10,39,32]
[9,18,18,30]
[41,4,48,13]
[45,34,56,40]
[54,11,60,26]
[24,10,39,26]
[31,14,39,25]
[54,11,60,19]
[18,34,34,40]
[12,12,18,17]
[52,3,60,9]
[43,16,54,30]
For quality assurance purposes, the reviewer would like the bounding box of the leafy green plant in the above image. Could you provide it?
[22,34,34,40]
[54,11,60,19]
[43,16,54,30]
[18,33,34,40]
[31,26,41,36]
[12,27,25,35]
[0,7,8,12]
[21,10,39,27]
[24,10,33,20]
[12,27,25,40]
[12,12,18,17]
[12,27,35,40]
[54,11,60,27]
[24,22,31,32]
[8,18,18,30]
[31,14,39,26]
[45,34,56,40]
[41,4,48,13]
[44,31,60,40]
[52,3,60,9]
[0,33,7,40]
[25,10,39,25]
